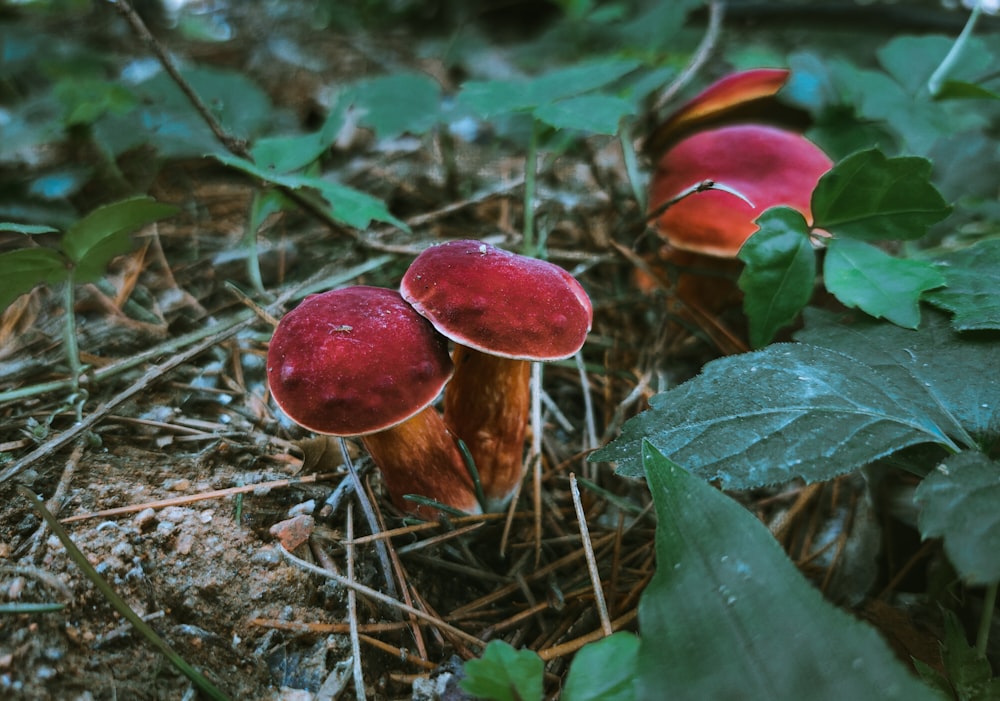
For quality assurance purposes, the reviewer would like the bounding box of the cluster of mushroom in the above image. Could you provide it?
[266,240,593,519]
[643,69,833,325]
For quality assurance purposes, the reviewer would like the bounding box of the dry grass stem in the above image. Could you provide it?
[278,544,486,649]
[569,474,612,636]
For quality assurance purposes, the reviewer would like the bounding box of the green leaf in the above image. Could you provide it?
[61,196,178,283]
[637,442,939,701]
[250,104,346,174]
[591,343,956,486]
[0,223,60,235]
[211,153,407,231]
[563,632,638,701]
[823,237,946,329]
[915,452,1000,585]
[935,80,1000,101]
[0,248,68,311]
[457,57,640,118]
[738,207,817,348]
[936,608,1000,699]
[461,640,543,701]
[343,72,441,140]
[250,132,331,174]
[796,307,998,446]
[533,94,635,135]
[811,149,952,241]
[925,239,1000,331]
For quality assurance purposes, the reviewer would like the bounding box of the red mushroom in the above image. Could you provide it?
[646,68,799,157]
[650,124,832,258]
[266,286,480,519]
[400,240,593,510]
[641,69,832,352]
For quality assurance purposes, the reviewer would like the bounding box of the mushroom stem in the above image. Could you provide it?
[443,346,531,511]
[361,406,481,520]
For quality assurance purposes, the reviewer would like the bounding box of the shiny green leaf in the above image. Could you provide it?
[811,149,951,241]
[563,632,638,701]
[461,640,543,701]
[823,237,945,329]
[738,207,817,348]
[637,442,939,701]
[592,343,956,485]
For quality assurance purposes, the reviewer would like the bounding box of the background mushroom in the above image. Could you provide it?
[400,240,593,511]
[642,69,832,352]
[267,285,480,519]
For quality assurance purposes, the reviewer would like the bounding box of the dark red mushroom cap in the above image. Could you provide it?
[267,286,453,436]
[650,124,832,258]
[400,240,593,361]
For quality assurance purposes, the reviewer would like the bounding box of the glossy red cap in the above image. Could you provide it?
[267,286,453,436]
[650,124,832,258]
[400,240,593,360]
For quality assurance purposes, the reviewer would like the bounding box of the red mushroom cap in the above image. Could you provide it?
[650,124,833,258]
[646,68,800,157]
[400,240,593,361]
[267,286,453,436]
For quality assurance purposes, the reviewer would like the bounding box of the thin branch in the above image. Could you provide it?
[345,503,366,700]
[109,0,249,157]
[652,1,726,115]
[570,473,613,637]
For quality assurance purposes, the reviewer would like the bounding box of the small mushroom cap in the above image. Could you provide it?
[650,124,833,258]
[400,240,593,361]
[646,68,804,158]
[267,286,453,436]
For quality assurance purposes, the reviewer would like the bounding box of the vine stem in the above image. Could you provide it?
[976,580,997,658]
[523,121,540,257]
[927,0,984,96]
[61,281,85,423]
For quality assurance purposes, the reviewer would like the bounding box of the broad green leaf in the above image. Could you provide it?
[61,196,178,283]
[637,442,939,701]
[738,207,817,348]
[250,132,331,174]
[533,94,634,134]
[811,149,951,241]
[140,66,273,140]
[309,178,409,231]
[53,77,136,126]
[936,80,1000,101]
[0,223,59,235]
[877,35,992,97]
[343,72,441,140]
[0,248,68,311]
[829,36,992,153]
[211,153,407,231]
[796,307,998,446]
[457,58,640,118]
[823,237,945,329]
[591,343,956,486]
[461,640,543,701]
[251,103,346,173]
[915,452,1000,585]
[94,65,274,159]
[925,239,1000,331]
[563,632,638,701]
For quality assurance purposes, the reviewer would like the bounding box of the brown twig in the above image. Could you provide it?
[570,474,612,637]
[109,0,250,158]
[59,473,339,523]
